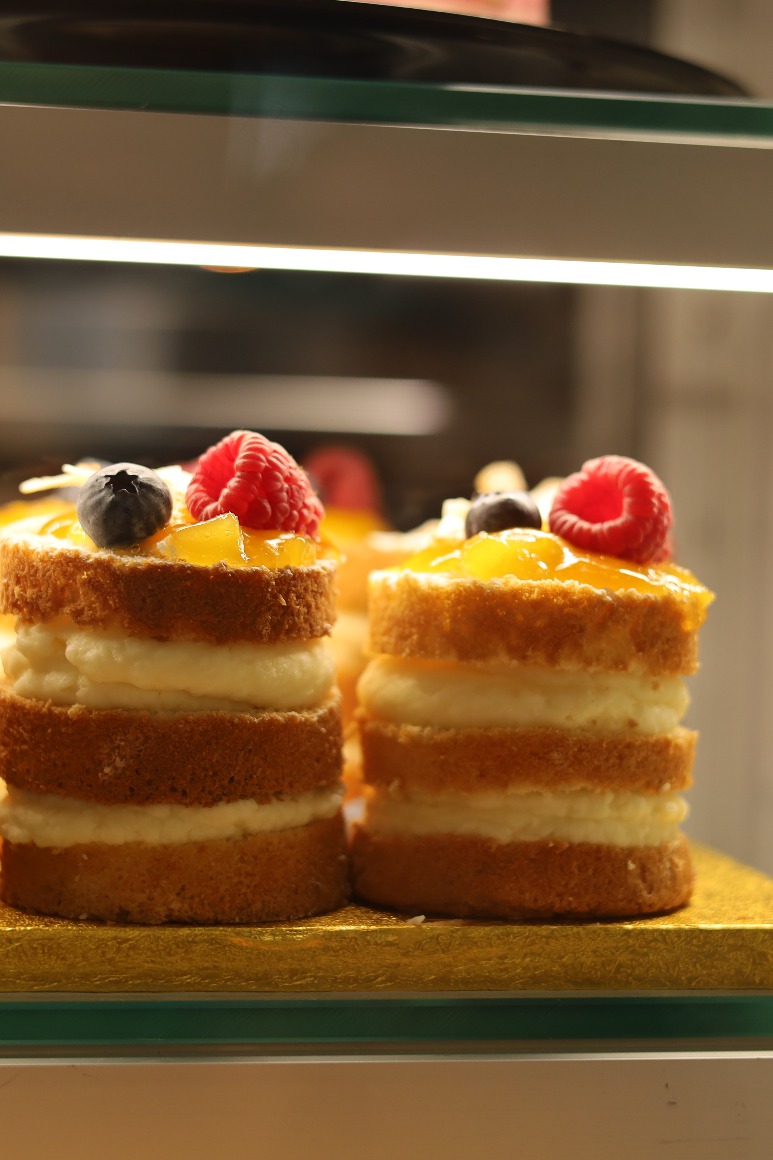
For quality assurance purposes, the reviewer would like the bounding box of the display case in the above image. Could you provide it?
[3,26,773,1160]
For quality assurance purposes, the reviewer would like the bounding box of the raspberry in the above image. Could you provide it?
[186,431,324,538]
[548,455,672,565]
[303,444,382,513]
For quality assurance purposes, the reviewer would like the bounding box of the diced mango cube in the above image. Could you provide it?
[157,512,247,567]
[242,529,317,568]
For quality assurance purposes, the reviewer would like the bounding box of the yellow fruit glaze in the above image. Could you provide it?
[157,514,318,568]
[321,506,390,547]
[400,527,713,607]
[0,497,70,529]
[36,510,320,569]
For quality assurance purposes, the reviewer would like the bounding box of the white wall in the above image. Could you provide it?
[639,290,773,870]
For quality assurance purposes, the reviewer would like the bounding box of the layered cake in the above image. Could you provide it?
[0,431,349,923]
[352,455,713,919]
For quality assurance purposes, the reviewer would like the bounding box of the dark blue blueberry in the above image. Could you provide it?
[465,491,542,538]
[77,463,172,548]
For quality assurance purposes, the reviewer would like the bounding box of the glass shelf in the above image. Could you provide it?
[2,995,773,1055]
[1,61,773,143]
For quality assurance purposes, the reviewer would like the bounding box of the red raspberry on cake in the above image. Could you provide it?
[303,444,383,514]
[548,454,672,565]
[186,430,324,538]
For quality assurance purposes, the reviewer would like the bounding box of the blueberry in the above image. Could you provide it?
[77,463,173,548]
[465,491,542,538]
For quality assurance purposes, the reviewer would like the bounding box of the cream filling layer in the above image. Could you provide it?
[365,785,687,847]
[358,655,688,734]
[3,621,335,713]
[0,780,344,847]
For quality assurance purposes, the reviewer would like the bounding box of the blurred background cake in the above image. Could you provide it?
[306,444,441,798]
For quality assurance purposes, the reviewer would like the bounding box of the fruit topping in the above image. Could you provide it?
[186,430,324,538]
[401,526,709,608]
[156,512,317,569]
[548,455,672,564]
[242,529,317,568]
[465,491,542,538]
[304,444,382,514]
[18,459,106,497]
[157,512,247,567]
[77,463,173,549]
[462,528,564,580]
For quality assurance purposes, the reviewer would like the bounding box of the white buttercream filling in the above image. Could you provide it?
[365,785,687,847]
[2,621,335,713]
[0,780,343,847]
[358,655,688,734]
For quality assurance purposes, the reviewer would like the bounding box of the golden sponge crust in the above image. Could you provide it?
[351,828,693,918]
[0,535,336,645]
[368,571,704,675]
[358,716,695,795]
[0,687,342,806]
[1,814,349,923]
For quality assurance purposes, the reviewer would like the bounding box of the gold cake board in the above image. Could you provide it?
[1,844,772,993]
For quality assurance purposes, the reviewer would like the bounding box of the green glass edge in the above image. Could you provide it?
[3,59,773,139]
[1,996,773,1047]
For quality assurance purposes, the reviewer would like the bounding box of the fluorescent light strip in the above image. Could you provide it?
[0,370,450,436]
[2,233,773,293]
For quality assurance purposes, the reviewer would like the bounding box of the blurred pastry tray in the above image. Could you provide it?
[2,844,773,993]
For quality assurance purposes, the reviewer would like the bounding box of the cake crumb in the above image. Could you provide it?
[405,914,426,926]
